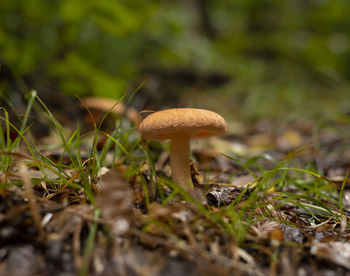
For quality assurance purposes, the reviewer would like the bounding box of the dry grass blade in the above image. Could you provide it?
[18,162,45,240]
[73,219,84,271]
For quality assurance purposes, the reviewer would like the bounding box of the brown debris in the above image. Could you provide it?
[1,107,350,276]
[5,245,45,276]
[311,241,350,270]
[18,162,45,240]
[96,168,134,236]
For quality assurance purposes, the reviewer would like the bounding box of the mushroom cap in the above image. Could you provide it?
[81,97,125,114]
[138,108,227,141]
[81,97,139,122]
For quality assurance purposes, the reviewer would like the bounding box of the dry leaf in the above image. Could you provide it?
[96,168,134,235]
[206,176,254,206]
[311,241,350,269]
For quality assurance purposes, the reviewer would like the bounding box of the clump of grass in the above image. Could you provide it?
[0,91,36,178]
[1,90,139,193]
[147,152,345,247]
[1,90,142,275]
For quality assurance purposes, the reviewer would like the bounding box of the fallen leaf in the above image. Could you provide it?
[311,241,350,269]
[96,168,134,235]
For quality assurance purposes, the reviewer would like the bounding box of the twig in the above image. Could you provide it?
[73,219,84,272]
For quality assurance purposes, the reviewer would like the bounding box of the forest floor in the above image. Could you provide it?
[1,92,350,276]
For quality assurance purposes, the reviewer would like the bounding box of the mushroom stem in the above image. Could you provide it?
[170,133,192,190]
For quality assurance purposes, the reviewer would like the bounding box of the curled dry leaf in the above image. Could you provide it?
[96,168,134,236]
[206,175,255,206]
[206,186,244,206]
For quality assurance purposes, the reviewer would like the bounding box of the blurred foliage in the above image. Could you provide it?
[0,0,350,121]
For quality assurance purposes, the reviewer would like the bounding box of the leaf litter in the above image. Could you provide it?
[1,101,350,275]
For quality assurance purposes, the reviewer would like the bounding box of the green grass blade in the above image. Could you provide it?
[79,209,100,276]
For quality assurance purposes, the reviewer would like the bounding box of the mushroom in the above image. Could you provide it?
[138,108,227,191]
[81,97,138,123]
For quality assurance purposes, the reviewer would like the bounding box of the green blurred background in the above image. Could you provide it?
[1,0,350,123]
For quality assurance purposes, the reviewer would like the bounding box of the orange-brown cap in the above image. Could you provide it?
[81,97,138,122]
[81,97,126,114]
[138,108,227,141]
